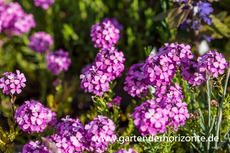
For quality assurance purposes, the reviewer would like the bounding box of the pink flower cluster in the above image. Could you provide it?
[90,20,120,49]
[115,148,138,153]
[51,116,88,152]
[154,83,184,107]
[22,140,51,153]
[45,49,71,75]
[108,96,122,109]
[133,98,189,136]
[22,115,117,153]
[125,43,228,97]
[15,100,57,134]
[34,0,55,9]
[124,62,149,98]
[95,47,125,80]
[0,2,36,36]
[144,43,193,87]
[181,50,228,86]
[29,31,54,53]
[0,70,26,95]
[85,115,117,152]
[80,47,125,96]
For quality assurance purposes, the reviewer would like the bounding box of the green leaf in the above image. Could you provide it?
[152,11,168,21]
[167,6,190,30]
[224,15,230,29]
[210,14,230,37]
[215,11,228,21]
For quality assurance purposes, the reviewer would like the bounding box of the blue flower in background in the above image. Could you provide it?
[198,1,213,17]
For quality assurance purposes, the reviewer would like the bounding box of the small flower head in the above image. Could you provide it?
[90,20,120,49]
[46,49,71,75]
[108,96,122,109]
[29,31,54,53]
[85,115,117,152]
[53,116,88,152]
[0,70,26,95]
[0,2,36,36]
[15,100,56,134]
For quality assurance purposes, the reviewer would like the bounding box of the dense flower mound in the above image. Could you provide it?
[85,115,117,152]
[90,20,120,49]
[53,116,88,152]
[46,49,71,75]
[80,64,110,96]
[124,62,149,98]
[154,83,184,107]
[34,0,55,9]
[108,96,122,109]
[0,2,36,36]
[29,31,54,53]
[115,148,138,153]
[0,70,26,95]
[95,47,125,80]
[22,140,51,153]
[80,47,125,96]
[102,17,124,31]
[133,99,169,136]
[133,98,190,135]
[15,100,57,134]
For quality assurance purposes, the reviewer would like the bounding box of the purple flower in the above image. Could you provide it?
[198,1,213,17]
[0,70,26,95]
[197,50,228,78]
[168,102,190,131]
[200,35,213,42]
[53,78,62,87]
[80,47,125,96]
[46,49,71,75]
[80,64,110,96]
[108,96,122,109]
[22,140,51,153]
[133,91,189,135]
[90,20,120,49]
[115,148,138,153]
[102,17,123,31]
[0,2,36,36]
[54,116,88,152]
[34,0,55,9]
[85,115,117,152]
[133,99,169,136]
[124,62,149,98]
[95,47,125,80]
[29,31,54,53]
[15,100,57,134]
[191,20,202,30]
[181,50,227,86]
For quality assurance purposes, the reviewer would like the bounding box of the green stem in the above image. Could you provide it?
[206,80,211,153]
[214,62,230,150]
[10,94,15,128]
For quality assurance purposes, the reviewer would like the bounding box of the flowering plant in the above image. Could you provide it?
[1,0,230,153]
